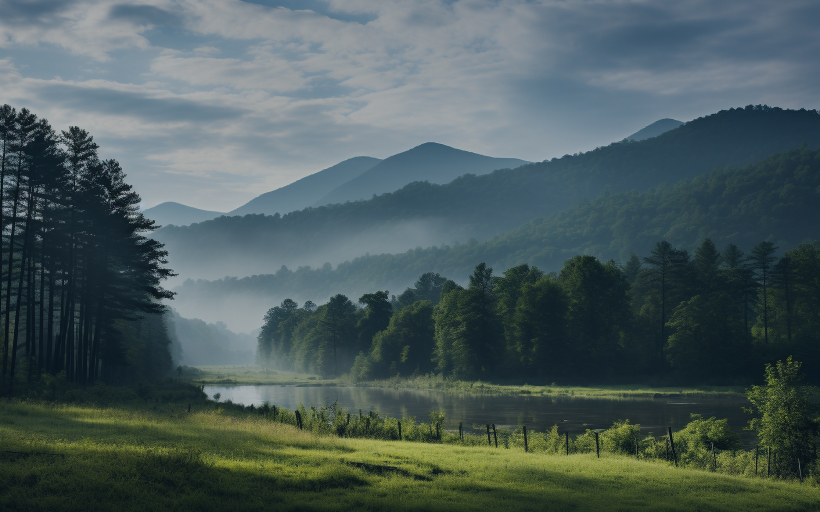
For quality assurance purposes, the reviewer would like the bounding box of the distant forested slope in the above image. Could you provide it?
[173,146,820,330]
[155,106,820,282]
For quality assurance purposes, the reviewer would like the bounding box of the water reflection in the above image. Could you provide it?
[204,385,754,444]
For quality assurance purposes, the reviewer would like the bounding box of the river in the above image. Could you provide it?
[203,384,756,444]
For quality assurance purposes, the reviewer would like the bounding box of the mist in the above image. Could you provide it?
[161,217,468,288]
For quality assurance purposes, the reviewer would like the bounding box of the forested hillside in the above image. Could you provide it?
[0,104,175,393]
[155,106,820,282]
[172,145,820,330]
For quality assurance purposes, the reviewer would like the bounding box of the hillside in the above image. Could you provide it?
[229,156,382,216]
[316,142,528,205]
[143,202,224,227]
[155,106,820,285]
[626,118,684,141]
[171,146,820,330]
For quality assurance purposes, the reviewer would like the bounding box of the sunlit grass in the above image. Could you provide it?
[1,395,816,511]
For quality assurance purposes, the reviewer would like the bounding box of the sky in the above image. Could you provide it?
[1,0,818,212]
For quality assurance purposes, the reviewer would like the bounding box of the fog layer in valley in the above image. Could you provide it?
[161,218,461,288]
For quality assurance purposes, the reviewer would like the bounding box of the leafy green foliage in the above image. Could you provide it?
[746,357,820,477]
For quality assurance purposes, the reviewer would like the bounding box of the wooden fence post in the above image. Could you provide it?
[667,427,677,467]
[565,431,569,456]
[486,425,491,446]
[398,421,402,440]
[798,459,802,482]
[523,426,528,453]
[595,432,600,458]
[459,422,463,440]
[492,424,498,448]
[711,442,716,471]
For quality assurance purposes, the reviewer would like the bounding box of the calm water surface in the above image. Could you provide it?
[203,385,754,444]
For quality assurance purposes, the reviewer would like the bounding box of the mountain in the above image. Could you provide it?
[229,156,382,216]
[154,106,820,285]
[626,118,684,141]
[143,202,224,227]
[171,146,820,331]
[315,143,529,205]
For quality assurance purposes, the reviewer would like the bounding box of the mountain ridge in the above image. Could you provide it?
[142,202,224,227]
[170,145,820,331]
[626,118,684,141]
[315,142,529,205]
[154,106,820,285]
[229,156,382,217]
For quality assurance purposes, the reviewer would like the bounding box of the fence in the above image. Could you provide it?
[240,401,812,482]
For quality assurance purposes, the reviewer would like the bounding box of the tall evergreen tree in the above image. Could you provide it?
[749,241,778,344]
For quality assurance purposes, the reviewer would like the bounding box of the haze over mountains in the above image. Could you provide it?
[143,144,526,227]
[154,106,820,282]
[230,156,382,217]
[142,202,225,229]
[315,143,528,205]
[626,119,683,141]
[172,145,820,329]
[144,105,820,331]
[144,119,677,230]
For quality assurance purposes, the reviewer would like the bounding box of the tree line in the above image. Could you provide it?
[257,238,820,385]
[0,105,175,394]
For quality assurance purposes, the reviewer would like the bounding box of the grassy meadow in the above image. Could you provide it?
[1,382,817,511]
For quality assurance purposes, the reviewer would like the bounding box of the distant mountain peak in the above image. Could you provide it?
[315,143,529,206]
[626,118,684,141]
[143,202,224,228]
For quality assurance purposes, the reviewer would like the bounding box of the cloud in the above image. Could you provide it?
[0,0,818,213]
[108,3,180,26]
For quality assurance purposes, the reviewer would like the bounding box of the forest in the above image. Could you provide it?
[0,104,175,394]
[256,238,820,385]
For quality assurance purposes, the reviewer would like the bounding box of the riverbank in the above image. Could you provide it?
[185,365,746,398]
[1,389,816,511]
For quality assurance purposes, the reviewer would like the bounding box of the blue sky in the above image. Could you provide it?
[1,0,818,211]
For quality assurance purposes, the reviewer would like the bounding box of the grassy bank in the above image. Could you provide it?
[0,385,816,511]
[188,365,745,398]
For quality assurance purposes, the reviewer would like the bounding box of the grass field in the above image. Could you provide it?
[186,365,746,398]
[1,383,816,511]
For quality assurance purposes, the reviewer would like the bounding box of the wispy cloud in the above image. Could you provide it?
[1,0,818,210]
